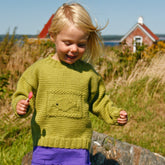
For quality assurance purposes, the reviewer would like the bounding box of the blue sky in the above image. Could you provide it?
[0,0,165,35]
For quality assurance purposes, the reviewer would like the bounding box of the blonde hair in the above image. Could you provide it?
[49,3,107,62]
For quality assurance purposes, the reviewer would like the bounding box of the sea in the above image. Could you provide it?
[103,40,120,46]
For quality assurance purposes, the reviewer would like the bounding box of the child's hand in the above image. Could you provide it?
[117,110,128,125]
[16,100,29,115]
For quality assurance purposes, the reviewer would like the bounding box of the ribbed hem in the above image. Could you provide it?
[36,137,91,149]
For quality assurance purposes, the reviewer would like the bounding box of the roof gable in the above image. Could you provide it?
[38,14,54,38]
[120,23,159,42]
[140,23,159,41]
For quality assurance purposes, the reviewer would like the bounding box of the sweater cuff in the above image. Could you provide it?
[108,107,121,125]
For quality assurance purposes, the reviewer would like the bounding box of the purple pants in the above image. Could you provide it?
[31,146,91,165]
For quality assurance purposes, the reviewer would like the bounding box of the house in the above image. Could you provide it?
[120,17,159,52]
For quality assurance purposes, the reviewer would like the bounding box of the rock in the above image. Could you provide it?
[22,131,165,165]
[90,131,165,165]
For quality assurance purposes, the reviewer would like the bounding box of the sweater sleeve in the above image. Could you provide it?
[12,64,38,118]
[89,75,121,125]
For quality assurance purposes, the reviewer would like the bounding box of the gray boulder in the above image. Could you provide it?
[90,131,165,165]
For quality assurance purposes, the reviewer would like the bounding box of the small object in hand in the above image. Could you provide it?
[26,91,33,102]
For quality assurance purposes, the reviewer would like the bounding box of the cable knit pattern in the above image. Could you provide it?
[12,54,121,149]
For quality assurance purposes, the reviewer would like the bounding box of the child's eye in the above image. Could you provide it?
[64,41,71,46]
[78,43,86,48]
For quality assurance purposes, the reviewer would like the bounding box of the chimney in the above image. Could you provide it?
[138,16,144,25]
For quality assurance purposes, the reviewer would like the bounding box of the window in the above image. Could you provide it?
[133,36,143,52]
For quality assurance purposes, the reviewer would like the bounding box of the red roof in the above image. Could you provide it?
[120,22,159,42]
[141,23,159,41]
[38,14,54,38]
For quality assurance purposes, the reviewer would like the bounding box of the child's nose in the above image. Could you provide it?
[70,44,78,53]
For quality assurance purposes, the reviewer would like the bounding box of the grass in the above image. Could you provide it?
[0,34,165,164]
[0,116,33,165]
[91,75,165,156]
[91,51,165,156]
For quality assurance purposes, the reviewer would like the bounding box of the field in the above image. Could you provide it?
[0,32,165,164]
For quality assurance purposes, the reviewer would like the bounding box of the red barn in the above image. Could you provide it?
[120,17,159,52]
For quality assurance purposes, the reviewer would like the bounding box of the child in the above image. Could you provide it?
[12,2,128,165]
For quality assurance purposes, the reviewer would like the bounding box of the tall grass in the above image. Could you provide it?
[0,32,165,164]
[91,44,165,156]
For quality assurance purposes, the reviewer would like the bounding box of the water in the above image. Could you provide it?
[104,41,120,46]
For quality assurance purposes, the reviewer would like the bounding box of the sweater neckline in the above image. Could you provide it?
[46,54,81,69]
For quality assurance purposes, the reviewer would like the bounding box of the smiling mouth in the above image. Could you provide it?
[66,54,77,59]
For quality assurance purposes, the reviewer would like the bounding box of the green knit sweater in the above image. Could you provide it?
[12,54,121,149]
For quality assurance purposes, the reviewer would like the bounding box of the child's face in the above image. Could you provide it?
[51,24,89,64]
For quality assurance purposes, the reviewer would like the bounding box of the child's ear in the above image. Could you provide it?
[50,33,56,42]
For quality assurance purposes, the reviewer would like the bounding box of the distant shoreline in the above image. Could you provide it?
[0,34,165,43]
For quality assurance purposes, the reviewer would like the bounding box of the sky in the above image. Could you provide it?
[0,0,165,35]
